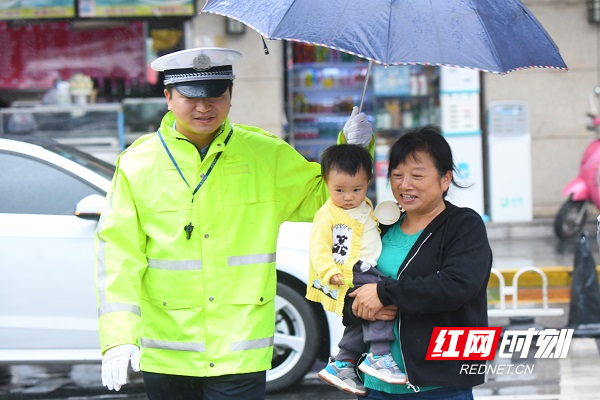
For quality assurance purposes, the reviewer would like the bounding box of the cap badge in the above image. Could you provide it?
[193,54,212,71]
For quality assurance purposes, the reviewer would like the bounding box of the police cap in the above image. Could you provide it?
[151,47,242,98]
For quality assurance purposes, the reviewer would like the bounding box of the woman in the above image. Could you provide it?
[348,125,493,399]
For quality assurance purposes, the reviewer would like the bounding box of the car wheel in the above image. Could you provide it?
[267,282,320,392]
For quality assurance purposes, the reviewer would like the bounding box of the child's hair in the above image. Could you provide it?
[320,144,373,182]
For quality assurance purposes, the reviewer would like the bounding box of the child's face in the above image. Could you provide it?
[326,168,369,210]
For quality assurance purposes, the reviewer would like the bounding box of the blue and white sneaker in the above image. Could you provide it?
[317,359,367,396]
[358,353,407,384]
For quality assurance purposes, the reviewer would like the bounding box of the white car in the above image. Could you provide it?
[0,135,343,392]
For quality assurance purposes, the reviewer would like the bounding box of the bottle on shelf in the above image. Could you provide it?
[409,71,419,96]
[418,74,428,96]
[377,101,391,130]
[402,102,413,129]
[388,99,401,129]
[412,102,421,128]
[304,69,314,88]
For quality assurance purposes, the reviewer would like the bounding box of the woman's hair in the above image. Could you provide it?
[320,144,373,182]
[387,125,463,196]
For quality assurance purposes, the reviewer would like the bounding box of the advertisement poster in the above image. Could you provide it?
[0,0,75,20]
[78,0,194,18]
[440,92,481,135]
[439,67,484,217]
[0,21,145,90]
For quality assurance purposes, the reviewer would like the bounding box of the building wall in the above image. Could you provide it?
[484,0,600,217]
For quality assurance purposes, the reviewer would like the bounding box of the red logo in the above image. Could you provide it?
[425,327,502,360]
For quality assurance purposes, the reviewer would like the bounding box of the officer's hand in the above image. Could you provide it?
[101,344,140,391]
[343,106,373,146]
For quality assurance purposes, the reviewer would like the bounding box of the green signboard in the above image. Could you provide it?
[0,0,75,20]
[79,0,195,18]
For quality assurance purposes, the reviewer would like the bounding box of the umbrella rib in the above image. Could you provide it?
[326,0,352,53]
[429,0,448,70]
[472,2,504,72]
[386,0,394,65]
[270,0,299,40]
[273,0,354,58]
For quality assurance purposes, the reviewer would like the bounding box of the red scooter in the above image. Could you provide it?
[554,87,600,239]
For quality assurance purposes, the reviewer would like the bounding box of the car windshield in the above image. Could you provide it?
[45,141,116,181]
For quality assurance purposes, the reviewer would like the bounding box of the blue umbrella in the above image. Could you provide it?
[202,0,567,108]
[202,0,567,73]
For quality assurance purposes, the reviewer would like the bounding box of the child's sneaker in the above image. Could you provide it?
[358,353,407,384]
[317,359,367,396]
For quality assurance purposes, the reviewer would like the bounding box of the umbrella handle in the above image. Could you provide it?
[358,60,373,113]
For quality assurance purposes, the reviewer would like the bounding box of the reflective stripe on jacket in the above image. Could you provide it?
[95,112,329,377]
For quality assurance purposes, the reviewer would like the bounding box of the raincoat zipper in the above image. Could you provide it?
[396,231,432,393]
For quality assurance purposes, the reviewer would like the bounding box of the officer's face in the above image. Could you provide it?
[165,87,232,141]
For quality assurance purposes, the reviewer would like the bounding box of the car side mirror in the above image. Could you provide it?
[75,194,105,220]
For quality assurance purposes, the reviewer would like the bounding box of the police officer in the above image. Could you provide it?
[96,47,373,400]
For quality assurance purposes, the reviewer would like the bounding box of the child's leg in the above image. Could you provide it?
[359,319,406,384]
[335,322,364,362]
[318,322,367,396]
[363,320,395,355]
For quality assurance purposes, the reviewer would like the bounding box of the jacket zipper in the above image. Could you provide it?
[397,232,432,393]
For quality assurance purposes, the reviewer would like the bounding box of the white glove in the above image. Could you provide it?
[101,344,140,391]
[343,106,373,146]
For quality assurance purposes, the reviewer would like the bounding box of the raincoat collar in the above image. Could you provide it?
[158,111,233,154]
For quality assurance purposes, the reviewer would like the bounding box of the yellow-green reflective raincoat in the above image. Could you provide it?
[95,112,332,377]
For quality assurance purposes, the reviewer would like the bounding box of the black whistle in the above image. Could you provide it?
[184,223,194,240]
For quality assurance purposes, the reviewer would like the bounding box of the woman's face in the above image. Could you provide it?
[389,150,451,216]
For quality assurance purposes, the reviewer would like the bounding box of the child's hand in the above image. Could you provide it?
[330,274,354,288]
[330,274,343,286]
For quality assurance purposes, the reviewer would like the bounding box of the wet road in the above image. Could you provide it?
[0,363,357,399]
[3,332,600,400]
[2,233,600,400]
[490,234,599,270]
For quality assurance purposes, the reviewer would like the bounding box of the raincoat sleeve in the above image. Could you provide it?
[95,161,147,353]
[337,131,376,150]
[270,129,374,222]
[273,141,329,222]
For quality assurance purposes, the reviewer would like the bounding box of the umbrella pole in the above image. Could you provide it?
[358,60,373,113]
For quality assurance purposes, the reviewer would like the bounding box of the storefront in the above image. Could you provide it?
[0,1,195,163]
[285,42,485,216]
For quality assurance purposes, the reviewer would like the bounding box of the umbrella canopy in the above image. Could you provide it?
[201,0,567,75]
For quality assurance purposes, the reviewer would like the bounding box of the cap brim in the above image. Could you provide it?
[173,81,229,98]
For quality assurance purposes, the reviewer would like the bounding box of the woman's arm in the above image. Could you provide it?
[348,283,397,321]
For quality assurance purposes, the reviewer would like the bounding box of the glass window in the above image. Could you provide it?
[0,152,104,215]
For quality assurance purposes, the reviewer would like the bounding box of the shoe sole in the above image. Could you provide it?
[317,369,367,397]
[358,363,407,385]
